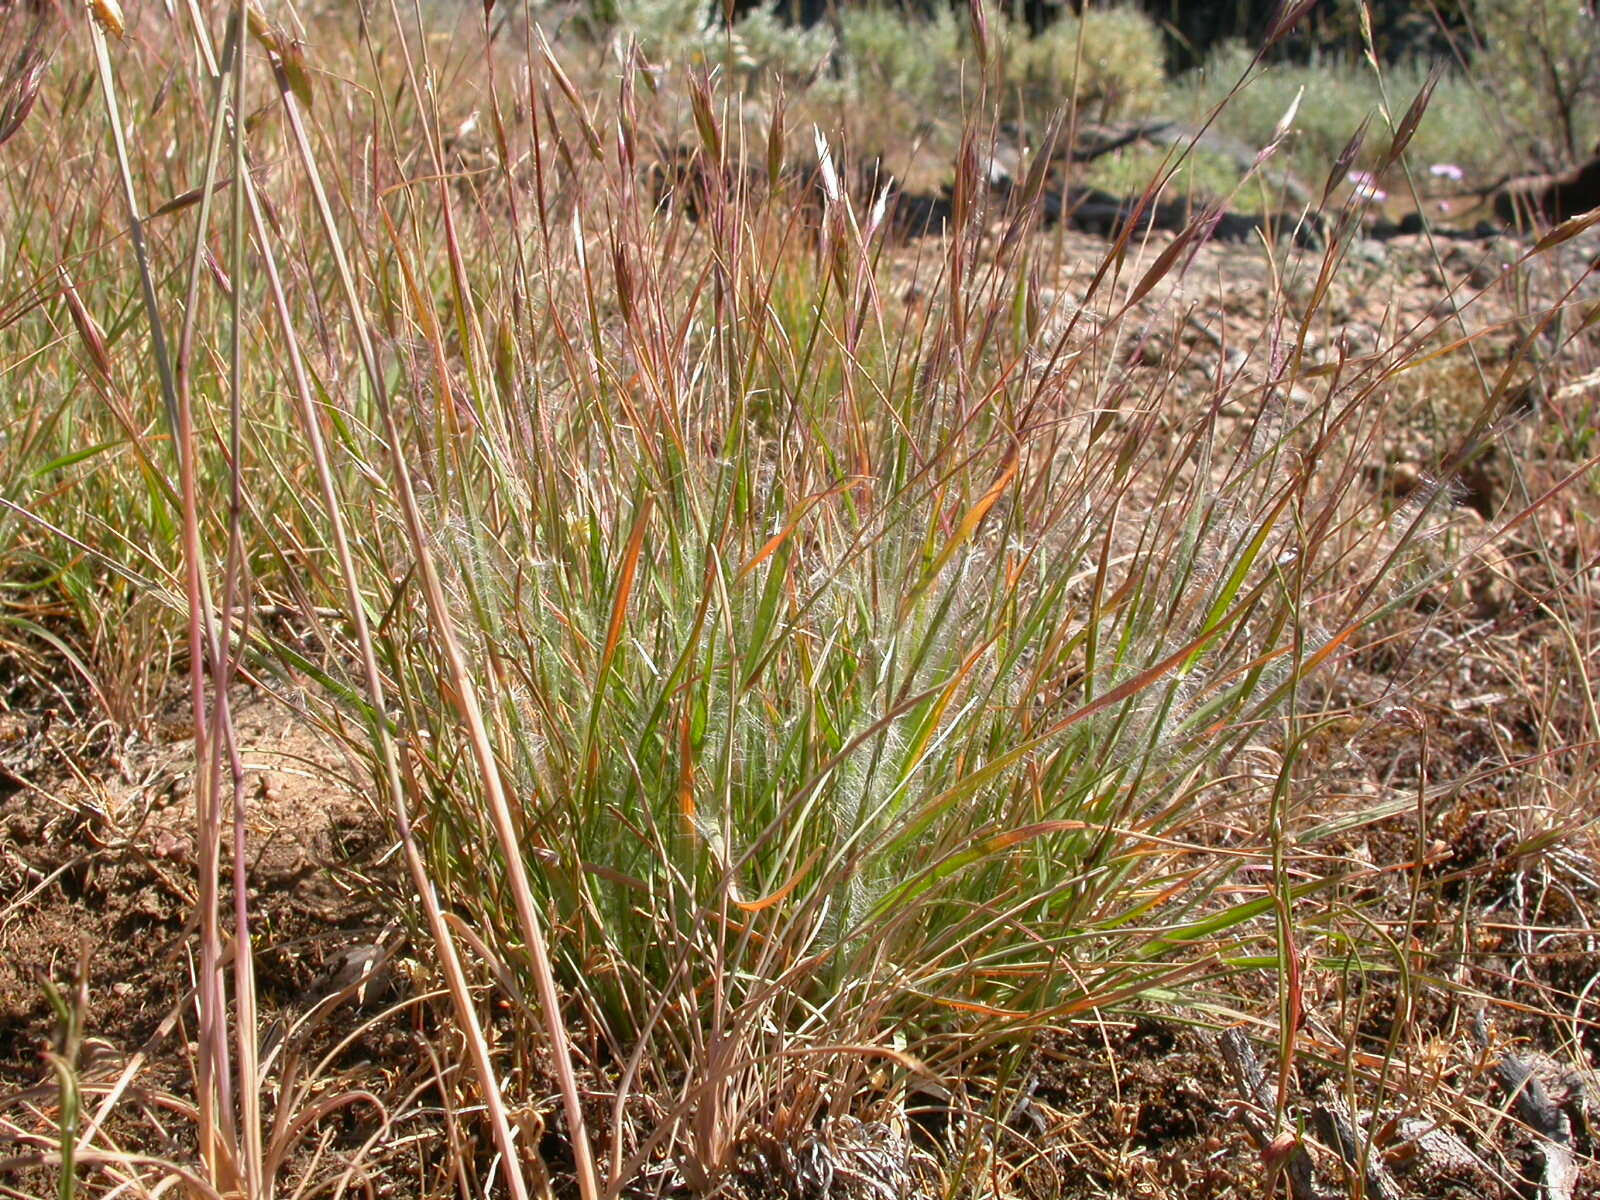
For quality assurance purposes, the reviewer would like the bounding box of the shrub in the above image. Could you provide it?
[603,0,713,57]
[1007,4,1167,121]
[605,0,838,93]
[717,4,840,92]
[837,3,970,111]
[1466,0,1600,166]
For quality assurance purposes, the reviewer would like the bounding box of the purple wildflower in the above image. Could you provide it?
[1347,170,1387,203]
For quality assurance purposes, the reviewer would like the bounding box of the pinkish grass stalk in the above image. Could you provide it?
[84,9,241,1191]
[261,17,600,1200]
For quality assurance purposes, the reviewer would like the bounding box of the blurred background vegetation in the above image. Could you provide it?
[567,0,1600,209]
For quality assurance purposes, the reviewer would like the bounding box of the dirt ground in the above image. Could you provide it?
[3,217,1598,1198]
[0,679,416,1194]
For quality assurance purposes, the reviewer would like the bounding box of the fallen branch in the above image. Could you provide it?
[1311,1081,1402,1200]
[1474,1011,1581,1200]
[1218,1028,1322,1200]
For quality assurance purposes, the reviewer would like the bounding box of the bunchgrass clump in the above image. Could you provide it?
[1,1,1596,1197]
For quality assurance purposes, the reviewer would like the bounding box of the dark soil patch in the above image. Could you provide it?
[0,679,420,1194]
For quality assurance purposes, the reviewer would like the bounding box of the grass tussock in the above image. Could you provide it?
[1,1,1597,1198]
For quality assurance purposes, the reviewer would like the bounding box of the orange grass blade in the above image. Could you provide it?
[736,481,847,582]
[600,496,654,683]
[677,703,696,829]
[905,446,1018,617]
[732,847,822,913]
